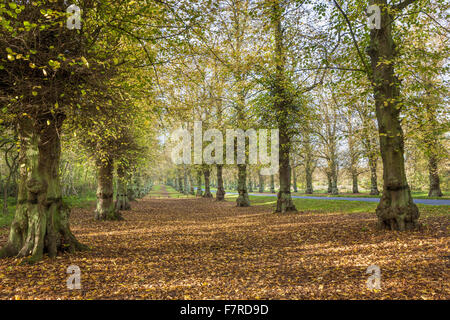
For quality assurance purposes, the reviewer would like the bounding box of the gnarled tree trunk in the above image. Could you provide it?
[368,0,419,230]
[0,116,86,262]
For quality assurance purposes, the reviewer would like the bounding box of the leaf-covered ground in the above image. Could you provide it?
[0,187,448,300]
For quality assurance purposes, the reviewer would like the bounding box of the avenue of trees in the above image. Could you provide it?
[0,0,448,262]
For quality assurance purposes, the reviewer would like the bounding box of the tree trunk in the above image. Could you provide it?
[127,175,136,202]
[258,173,264,193]
[0,116,86,262]
[115,164,131,211]
[248,171,253,192]
[352,171,359,194]
[216,164,225,201]
[177,173,183,193]
[368,0,419,230]
[305,162,313,194]
[292,166,298,193]
[428,155,443,197]
[331,162,339,195]
[270,174,275,193]
[276,133,296,212]
[236,164,250,206]
[272,0,296,213]
[203,166,213,198]
[183,166,189,195]
[196,170,203,197]
[369,155,380,195]
[326,171,332,194]
[188,170,195,195]
[95,157,122,221]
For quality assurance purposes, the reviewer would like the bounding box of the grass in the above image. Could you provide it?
[165,185,196,198]
[225,194,449,217]
[147,185,196,198]
[202,186,449,200]
[289,190,449,200]
[0,197,17,229]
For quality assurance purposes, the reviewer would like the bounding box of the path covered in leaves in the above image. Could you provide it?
[0,195,448,299]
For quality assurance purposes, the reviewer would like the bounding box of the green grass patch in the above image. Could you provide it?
[225,194,449,218]
[165,185,195,198]
[290,190,449,200]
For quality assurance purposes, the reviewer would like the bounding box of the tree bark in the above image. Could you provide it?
[305,161,313,194]
[272,0,296,213]
[236,164,250,206]
[369,157,379,195]
[352,171,359,194]
[95,156,122,221]
[258,172,264,193]
[270,174,275,193]
[203,166,213,198]
[428,155,443,197]
[276,132,296,212]
[216,164,225,201]
[0,116,86,262]
[326,171,332,194]
[368,0,419,230]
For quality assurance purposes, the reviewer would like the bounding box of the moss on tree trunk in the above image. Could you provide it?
[0,116,86,262]
[368,0,419,230]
